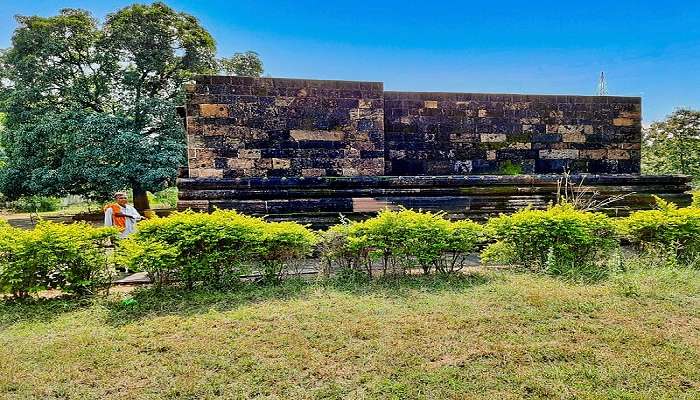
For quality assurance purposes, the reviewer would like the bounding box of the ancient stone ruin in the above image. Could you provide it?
[178,76,691,226]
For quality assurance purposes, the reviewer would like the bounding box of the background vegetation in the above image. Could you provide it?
[0,2,263,211]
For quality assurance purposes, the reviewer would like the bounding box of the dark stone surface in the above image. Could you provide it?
[178,174,693,228]
[185,76,384,179]
[178,76,677,225]
[184,76,641,179]
[383,91,641,175]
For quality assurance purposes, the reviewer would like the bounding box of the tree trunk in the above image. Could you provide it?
[132,184,150,213]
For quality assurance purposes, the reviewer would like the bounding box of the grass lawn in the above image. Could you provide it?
[0,268,699,399]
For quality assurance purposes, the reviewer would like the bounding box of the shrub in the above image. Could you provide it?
[617,196,700,263]
[258,221,318,282]
[117,239,179,288]
[9,196,61,213]
[441,220,487,273]
[120,210,317,288]
[482,203,618,279]
[0,221,118,298]
[321,209,485,276]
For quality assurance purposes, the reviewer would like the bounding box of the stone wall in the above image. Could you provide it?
[384,91,641,175]
[184,76,384,179]
[185,76,641,178]
[178,174,693,227]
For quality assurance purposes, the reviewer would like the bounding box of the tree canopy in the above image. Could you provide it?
[218,51,264,77]
[0,2,264,208]
[642,108,700,183]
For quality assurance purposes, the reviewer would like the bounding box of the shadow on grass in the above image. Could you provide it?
[104,272,494,326]
[0,272,494,328]
[0,296,95,329]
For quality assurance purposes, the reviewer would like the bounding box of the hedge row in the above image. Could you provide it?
[118,210,317,288]
[1,199,699,297]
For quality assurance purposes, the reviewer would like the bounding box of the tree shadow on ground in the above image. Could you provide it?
[0,296,95,329]
[104,271,495,326]
[0,272,495,329]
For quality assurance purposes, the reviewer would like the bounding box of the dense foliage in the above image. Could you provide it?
[617,196,700,263]
[218,51,264,77]
[0,220,117,298]
[7,195,61,213]
[642,108,700,183]
[119,210,317,288]
[0,3,264,209]
[482,203,619,279]
[3,199,700,298]
[319,209,485,276]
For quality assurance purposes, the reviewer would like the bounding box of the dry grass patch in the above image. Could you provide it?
[0,270,698,399]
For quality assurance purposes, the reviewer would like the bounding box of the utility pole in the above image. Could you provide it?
[596,71,608,96]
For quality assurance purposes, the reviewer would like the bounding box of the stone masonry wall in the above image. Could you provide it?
[384,91,641,175]
[184,76,641,178]
[185,76,384,179]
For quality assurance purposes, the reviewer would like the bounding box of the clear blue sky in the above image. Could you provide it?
[1,0,699,122]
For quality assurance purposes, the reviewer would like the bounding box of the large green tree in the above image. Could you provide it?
[642,108,700,183]
[218,51,264,77]
[0,3,216,210]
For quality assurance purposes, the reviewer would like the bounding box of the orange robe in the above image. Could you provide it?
[104,203,126,232]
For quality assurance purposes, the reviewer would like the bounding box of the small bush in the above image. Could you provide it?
[148,187,178,208]
[321,209,485,276]
[482,203,618,279]
[692,190,699,208]
[119,210,317,288]
[0,221,118,298]
[617,196,700,263]
[9,196,61,213]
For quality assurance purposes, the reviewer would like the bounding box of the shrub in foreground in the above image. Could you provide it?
[482,203,618,279]
[119,210,317,288]
[0,221,117,298]
[320,209,485,276]
[617,197,700,263]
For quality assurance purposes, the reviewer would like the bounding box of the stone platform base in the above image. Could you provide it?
[177,174,692,228]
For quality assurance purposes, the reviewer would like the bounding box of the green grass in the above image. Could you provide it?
[1,268,699,399]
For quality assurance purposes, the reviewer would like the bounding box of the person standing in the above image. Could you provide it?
[104,192,144,238]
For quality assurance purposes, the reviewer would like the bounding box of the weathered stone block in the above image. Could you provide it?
[238,149,262,159]
[613,118,636,127]
[562,133,586,143]
[607,149,631,160]
[302,168,326,177]
[290,130,345,141]
[539,149,579,159]
[580,149,607,160]
[199,104,229,118]
[480,133,507,142]
[189,168,223,178]
[227,158,255,169]
[272,158,291,169]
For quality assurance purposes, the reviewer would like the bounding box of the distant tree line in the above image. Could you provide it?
[642,108,700,184]
[0,2,263,210]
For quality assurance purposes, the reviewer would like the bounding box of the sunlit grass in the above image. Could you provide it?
[0,268,698,399]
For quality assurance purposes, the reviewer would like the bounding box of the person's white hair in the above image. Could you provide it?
[114,192,128,199]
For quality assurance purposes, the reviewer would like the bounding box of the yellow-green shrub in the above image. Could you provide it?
[321,209,485,276]
[0,221,118,298]
[482,203,618,279]
[119,210,317,288]
[617,197,700,262]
